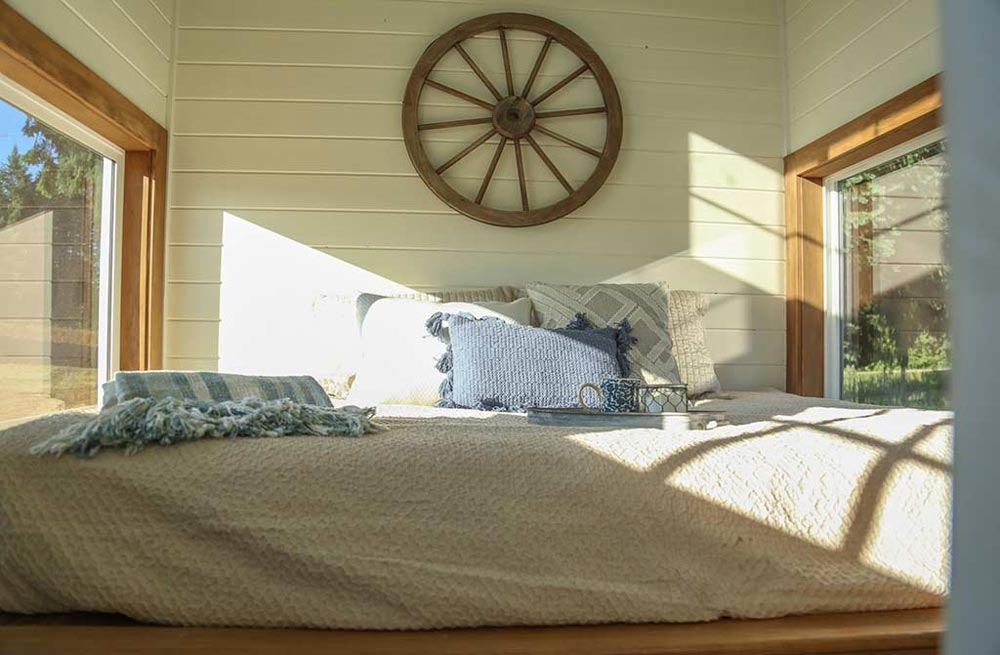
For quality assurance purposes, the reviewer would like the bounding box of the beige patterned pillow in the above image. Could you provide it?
[526,283,681,385]
[667,290,721,396]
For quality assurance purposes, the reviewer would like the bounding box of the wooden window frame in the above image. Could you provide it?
[0,1,166,371]
[785,75,942,396]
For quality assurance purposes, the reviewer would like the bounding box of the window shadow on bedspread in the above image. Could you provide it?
[0,402,950,626]
[643,416,949,562]
[565,407,951,600]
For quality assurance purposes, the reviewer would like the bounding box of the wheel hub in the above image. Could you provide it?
[492,96,536,138]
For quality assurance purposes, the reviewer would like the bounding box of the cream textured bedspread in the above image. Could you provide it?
[0,391,951,629]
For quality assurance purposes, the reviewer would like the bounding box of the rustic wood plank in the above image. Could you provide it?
[119,151,151,371]
[476,137,507,204]
[454,42,502,101]
[531,63,589,107]
[0,609,943,655]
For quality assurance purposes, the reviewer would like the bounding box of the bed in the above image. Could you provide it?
[0,390,950,639]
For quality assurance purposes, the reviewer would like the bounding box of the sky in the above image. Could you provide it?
[0,98,36,161]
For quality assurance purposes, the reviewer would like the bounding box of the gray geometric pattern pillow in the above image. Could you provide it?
[667,290,721,396]
[526,282,681,386]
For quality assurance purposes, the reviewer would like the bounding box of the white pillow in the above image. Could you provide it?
[346,297,533,406]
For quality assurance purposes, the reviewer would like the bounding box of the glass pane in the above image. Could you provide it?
[0,98,110,421]
[839,139,949,409]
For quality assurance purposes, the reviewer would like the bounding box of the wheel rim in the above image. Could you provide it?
[402,13,623,227]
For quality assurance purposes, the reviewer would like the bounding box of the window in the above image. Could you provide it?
[0,76,123,421]
[825,129,949,409]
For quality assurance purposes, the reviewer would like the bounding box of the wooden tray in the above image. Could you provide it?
[527,407,726,430]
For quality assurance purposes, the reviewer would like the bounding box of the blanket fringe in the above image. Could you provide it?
[32,397,382,458]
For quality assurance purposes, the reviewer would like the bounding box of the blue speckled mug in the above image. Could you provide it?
[578,377,640,413]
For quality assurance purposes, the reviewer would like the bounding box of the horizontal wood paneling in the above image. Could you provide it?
[171,138,782,191]
[0,283,50,318]
[164,319,784,365]
[165,245,784,294]
[173,64,782,126]
[179,0,780,57]
[784,0,851,54]
[176,30,780,91]
[8,0,174,125]
[165,0,786,389]
[165,282,786,329]
[150,0,175,24]
[784,0,942,151]
[117,0,173,58]
[169,172,784,221]
[171,100,785,157]
[716,363,785,390]
[786,0,903,87]
[166,211,784,259]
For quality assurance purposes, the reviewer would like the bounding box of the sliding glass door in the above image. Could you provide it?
[825,130,949,409]
[0,76,123,421]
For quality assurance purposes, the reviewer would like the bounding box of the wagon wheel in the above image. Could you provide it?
[402,13,623,227]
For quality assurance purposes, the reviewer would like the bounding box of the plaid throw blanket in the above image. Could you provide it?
[102,371,332,409]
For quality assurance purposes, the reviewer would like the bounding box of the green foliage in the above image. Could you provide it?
[908,330,950,370]
[837,141,952,410]
[843,367,949,410]
[0,115,102,229]
[0,146,39,226]
[844,302,900,372]
[21,117,102,201]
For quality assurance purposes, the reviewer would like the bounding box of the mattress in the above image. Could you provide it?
[0,391,951,629]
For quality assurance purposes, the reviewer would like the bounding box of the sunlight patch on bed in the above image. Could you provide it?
[564,430,706,472]
[772,407,953,468]
[858,460,951,593]
[665,428,883,551]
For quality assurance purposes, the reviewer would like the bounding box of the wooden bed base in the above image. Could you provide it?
[0,608,942,655]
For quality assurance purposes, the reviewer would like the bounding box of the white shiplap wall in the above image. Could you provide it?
[165,0,787,390]
[7,0,176,126]
[784,0,942,151]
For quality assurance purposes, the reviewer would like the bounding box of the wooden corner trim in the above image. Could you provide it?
[784,74,943,396]
[0,1,162,149]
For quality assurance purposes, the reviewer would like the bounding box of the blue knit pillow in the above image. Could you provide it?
[427,312,634,411]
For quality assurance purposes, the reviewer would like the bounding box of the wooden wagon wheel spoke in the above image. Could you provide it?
[521,36,553,98]
[424,78,494,111]
[525,133,573,193]
[454,42,503,101]
[531,63,589,107]
[402,13,622,227]
[533,124,602,158]
[418,116,493,131]
[498,27,515,96]
[435,128,498,174]
[513,138,529,211]
[535,106,607,119]
[476,136,507,204]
